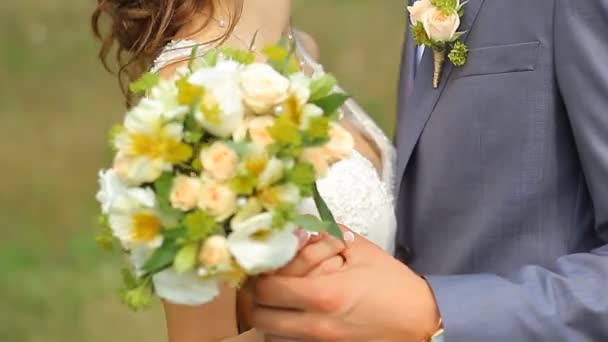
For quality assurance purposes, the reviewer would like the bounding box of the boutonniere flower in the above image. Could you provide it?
[408,0,469,88]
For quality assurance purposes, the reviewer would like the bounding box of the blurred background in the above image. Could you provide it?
[0,0,405,340]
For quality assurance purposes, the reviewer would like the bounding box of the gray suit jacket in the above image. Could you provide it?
[395,0,608,340]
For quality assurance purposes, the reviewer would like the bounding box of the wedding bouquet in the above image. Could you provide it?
[95,44,352,310]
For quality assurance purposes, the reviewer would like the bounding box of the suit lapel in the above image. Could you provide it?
[396,0,487,186]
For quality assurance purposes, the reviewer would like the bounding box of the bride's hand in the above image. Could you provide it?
[276,227,354,277]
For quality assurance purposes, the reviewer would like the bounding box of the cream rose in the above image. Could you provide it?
[423,7,461,42]
[198,181,237,221]
[324,124,355,161]
[408,0,433,25]
[169,175,202,211]
[248,116,275,146]
[200,142,239,181]
[240,63,290,114]
[198,235,231,268]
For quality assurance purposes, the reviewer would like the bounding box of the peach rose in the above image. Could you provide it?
[300,147,330,177]
[423,7,461,42]
[198,181,237,221]
[408,0,433,25]
[324,124,354,162]
[200,142,239,181]
[169,175,203,211]
[198,235,231,268]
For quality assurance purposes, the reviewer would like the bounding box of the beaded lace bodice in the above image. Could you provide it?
[151,39,397,253]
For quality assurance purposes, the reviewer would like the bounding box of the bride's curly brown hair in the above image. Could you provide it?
[92,0,242,105]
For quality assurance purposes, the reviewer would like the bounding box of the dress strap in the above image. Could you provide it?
[150,40,210,73]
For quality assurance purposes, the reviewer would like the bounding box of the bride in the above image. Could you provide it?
[92,0,396,340]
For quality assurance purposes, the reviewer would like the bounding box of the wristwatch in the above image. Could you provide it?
[429,328,445,342]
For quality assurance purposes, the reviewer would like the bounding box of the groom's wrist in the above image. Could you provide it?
[419,276,442,341]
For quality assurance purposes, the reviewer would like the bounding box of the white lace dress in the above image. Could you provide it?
[152,39,397,253]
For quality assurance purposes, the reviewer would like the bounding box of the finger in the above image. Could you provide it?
[294,229,312,249]
[253,275,325,310]
[278,235,347,277]
[308,254,345,276]
[253,306,345,341]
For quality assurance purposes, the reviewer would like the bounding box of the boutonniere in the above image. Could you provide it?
[408,0,469,88]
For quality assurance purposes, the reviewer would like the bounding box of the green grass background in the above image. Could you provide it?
[0,1,405,340]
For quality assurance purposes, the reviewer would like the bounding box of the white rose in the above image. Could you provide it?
[240,63,290,114]
[228,213,298,274]
[408,0,433,25]
[200,142,239,181]
[152,268,220,305]
[423,7,461,42]
[169,175,203,211]
[324,124,354,161]
[198,235,232,268]
[189,60,245,137]
[198,180,237,221]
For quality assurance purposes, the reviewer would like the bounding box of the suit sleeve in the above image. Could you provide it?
[425,1,608,340]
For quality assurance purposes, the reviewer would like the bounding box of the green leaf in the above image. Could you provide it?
[142,240,179,274]
[268,114,302,146]
[173,243,199,273]
[230,174,258,196]
[154,173,184,228]
[271,204,296,229]
[183,211,219,241]
[129,72,160,94]
[184,131,203,144]
[412,22,432,47]
[96,215,114,251]
[304,116,331,141]
[188,45,199,71]
[120,273,153,311]
[430,0,459,14]
[313,183,344,241]
[309,74,337,101]
[224,141,249,157]
[120,269,153,311]
[162,226,187,240]
[201,49,220,67]
[293,214,331,233]
[220,47,256,65]
[286,162,316,197]
[312,93,350,116]
[107,124,124,152]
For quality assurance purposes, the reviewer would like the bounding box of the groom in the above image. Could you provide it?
[251,0,608,341]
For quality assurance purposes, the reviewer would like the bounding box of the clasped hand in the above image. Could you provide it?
[248,227,441,342]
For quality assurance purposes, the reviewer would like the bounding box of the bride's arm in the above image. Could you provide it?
[156,62,262,342]
[294,30,383,174]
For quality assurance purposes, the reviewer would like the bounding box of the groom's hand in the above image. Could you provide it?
[251,229,441,341]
